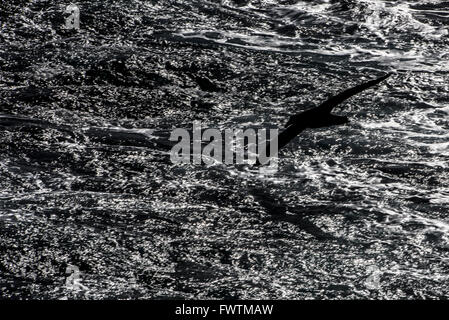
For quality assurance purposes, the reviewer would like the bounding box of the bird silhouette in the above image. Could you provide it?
[267,73,392,155]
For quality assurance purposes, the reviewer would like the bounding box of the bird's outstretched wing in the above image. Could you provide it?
[316,73,392,114]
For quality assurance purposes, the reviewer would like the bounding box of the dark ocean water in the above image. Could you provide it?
[0,0,449,299]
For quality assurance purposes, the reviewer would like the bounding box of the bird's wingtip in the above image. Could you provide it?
[377,72,393,81]
[384,72,395,79]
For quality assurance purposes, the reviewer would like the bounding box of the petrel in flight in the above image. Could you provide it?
[275,73,392,151]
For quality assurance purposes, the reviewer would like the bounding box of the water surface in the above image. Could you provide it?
[0,0,449,299]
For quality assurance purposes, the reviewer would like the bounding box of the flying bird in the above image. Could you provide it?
[276,73,392,151]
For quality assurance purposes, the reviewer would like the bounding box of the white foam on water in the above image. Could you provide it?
[175,0,449,72]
